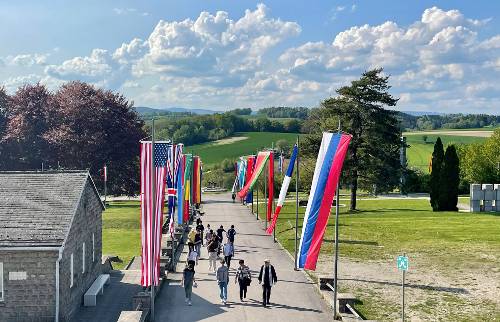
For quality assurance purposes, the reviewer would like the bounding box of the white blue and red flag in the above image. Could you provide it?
[266,144,298,234]
[298,132,351,270]
[140,141,168,286]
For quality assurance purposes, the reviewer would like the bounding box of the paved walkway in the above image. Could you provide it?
[154,193,332,322]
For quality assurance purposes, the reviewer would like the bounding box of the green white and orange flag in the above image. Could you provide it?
[237,151,270,198]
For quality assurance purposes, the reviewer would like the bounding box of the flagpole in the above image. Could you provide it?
[294,135,299,270]
[104,164,107,207]
[271,142,276,243]
[150,118,156,321]
[333,124,341,320]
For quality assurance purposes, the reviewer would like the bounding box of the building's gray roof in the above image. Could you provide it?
[0,171,103,247]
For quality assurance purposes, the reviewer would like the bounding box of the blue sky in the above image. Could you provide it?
[1,1,499,114]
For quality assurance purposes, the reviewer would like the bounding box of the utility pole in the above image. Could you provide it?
[150,118,156,321]
[294,135,300,270]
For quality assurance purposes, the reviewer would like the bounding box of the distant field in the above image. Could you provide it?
[404,132,488,171]
[184,132,300,166]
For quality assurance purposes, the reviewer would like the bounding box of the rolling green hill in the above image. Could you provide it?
[184,132,300,166]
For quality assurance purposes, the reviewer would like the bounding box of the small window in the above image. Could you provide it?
[82,242,86,273]
[0,262,4,301]
[70,254,74,288]
[92,233,95,262]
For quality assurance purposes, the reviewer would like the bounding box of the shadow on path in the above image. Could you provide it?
[341,278,469,294]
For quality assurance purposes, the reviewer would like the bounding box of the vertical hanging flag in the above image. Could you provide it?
[266,145,298,234]
[278,153,284,174]
[103,164,108,182]
[140,142,168,286]
[238,151,270,198]
[177,154,185,224]
[298,133,351,270]
[245,155,255,204]
[183,154,193,223]
[192,156,202,204]
[267,152,274,221]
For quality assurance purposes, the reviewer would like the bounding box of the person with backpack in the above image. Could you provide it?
[216,225,226,256]
[196,220,205,246]
[194,230,203,260]
[258,259,277,307]
[181,262,197,306]
[187,228,197,253]
[216,259,229,305]
[235,259,251,302]
[227,225,236,244]
[207,234,219,272]
[223,242,234,269]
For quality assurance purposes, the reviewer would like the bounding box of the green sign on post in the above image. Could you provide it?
[397,255,409,271]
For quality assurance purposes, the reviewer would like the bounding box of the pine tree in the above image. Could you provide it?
[430,137,444,211]
[439,145,460,211]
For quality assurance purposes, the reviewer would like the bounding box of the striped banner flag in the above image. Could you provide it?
[237,151,270,198]
[298,132,351,270]
[267,144,298,234]
[140,142,168,286]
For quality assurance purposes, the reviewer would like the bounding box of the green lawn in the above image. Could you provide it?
[405,134,487,171]
[102,201,141,269]
[256,197,500,267]
[184,132,301,166]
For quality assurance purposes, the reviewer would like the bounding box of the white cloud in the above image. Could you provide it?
[5,5,499,113]
[113,7,150,17]
[2,53,49,66]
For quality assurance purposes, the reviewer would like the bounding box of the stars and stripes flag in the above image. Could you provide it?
[298,133,351,270]
[140,141,168,287]
[266,145,298,234]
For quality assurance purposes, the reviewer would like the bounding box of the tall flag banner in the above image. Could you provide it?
[183,154,193,223]
[193,156,202,204]
[140,142,168,286]
[298,133,351,270]
[237,151,270,198]
[166,144,176,219]
[231,176,238,194]
[267,152,274,221]
[266,145,298,234]
[237,158,247,190]
[103,164,108,182]
[245,155,255,204]
[177,154,185,224]
[278,153,284,174]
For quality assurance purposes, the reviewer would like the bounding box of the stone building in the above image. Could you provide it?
[0,171,104,322]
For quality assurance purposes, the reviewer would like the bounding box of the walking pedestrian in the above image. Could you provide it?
[194,231,202,259]
[205,228,213,248]
[216,225,225,256]
[196,220,205,246]
[207,234,219,272]
[188,228,196,253]
[181,262,196,306]
[223,242,234,269]
[187,248,198,266]
[232,193,236,203]
[258,259,277,307]
[235,260,251,301]
[216,259,229,305]
[227,225,236,244]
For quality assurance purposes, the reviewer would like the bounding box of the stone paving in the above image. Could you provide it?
[154,193,333,322]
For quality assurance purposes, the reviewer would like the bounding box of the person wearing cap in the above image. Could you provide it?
[258,259,277,307]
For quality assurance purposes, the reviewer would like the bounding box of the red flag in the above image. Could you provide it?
[267,152,274,222]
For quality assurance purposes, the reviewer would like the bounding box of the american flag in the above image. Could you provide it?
[140,141,168,287]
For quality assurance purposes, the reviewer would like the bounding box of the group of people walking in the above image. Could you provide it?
[182,218,278,307]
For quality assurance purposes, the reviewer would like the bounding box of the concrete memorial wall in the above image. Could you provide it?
[470,184,500,212]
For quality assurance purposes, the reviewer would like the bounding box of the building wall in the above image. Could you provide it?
[59,179,103,322]
[0,250,59,321]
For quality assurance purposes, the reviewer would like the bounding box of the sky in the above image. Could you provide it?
[1,0,499,114]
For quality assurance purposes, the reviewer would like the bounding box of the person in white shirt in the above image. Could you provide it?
[223,243,234,269]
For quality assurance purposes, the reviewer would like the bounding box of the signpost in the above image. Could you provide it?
[397,254,409,322]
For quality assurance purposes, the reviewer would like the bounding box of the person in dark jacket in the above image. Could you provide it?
[258,259,277,307]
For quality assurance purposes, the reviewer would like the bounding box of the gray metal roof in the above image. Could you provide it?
[0,171,102,247]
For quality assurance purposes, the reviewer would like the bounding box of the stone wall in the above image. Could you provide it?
[470,184,500,212]
[0,250,58,321]
[59,178,103,321]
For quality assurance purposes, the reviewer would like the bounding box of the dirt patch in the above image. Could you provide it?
[403,130,493,138]
[316,256,500,321]
[211,136,248,145]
